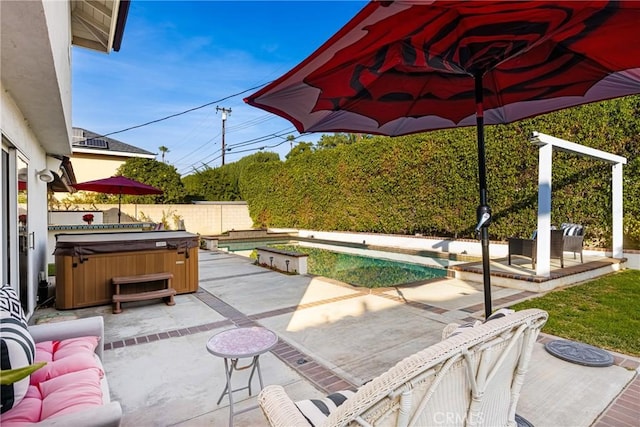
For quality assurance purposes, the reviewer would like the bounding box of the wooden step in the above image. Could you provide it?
[112,288,176,303]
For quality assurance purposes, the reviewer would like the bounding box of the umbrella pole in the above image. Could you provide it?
[118,192,122,224]
[474,74,493,319]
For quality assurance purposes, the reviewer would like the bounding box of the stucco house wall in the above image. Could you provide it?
[1,0,73,316]
[69,128,156,184]
[71,153,132,182]
[1,0,128,317]
[2,85,52,315]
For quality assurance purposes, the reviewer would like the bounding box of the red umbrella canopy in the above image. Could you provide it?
[245,1,640,319]
[74,176,163,196]
[246,0,640,136]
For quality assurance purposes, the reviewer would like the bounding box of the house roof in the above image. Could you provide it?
[72,127,156,158]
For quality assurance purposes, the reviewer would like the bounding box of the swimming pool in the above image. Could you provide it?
[217,239,459,288]
[274,244,447,288]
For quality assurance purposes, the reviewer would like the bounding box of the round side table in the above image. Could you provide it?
[207,326,278,427]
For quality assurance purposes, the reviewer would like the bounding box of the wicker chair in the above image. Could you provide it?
[508,229,565,268]
[508,224,584,269]
[258,309,548,427]
[560,223,585,263]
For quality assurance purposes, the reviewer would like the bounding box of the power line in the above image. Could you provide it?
[172,114,278,166]
[172,131,221,165]
[74,83,267,144]
[70,80,314,175]
[225,114,276,132]
[177,127,297,174]
[226,127,295,149]
[187,133,305,173]
[170,106,218,153]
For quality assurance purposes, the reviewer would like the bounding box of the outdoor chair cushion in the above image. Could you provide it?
[30,336,101,384]
[442,308,515,339]
[561,223,584,236]
[530,225,556,240]
[1,336,105,425]
[38,368,104,420]
[560,223,585,263]
[295,390,356,426]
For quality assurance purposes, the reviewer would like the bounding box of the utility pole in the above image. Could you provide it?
[216,106,232,165]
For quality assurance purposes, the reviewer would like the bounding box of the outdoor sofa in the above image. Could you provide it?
[258,308,548,427]
[1,286,121,426]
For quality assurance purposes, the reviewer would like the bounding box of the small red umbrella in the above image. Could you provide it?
[246,0,640,318]
[74,176,163,223]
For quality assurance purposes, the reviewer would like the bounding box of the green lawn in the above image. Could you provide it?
[512,269,640,357]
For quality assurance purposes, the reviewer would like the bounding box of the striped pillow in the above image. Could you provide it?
[442,308,516,339]
[295,390,355,426]
[1,285,36,414]
[485,308,515,322]
[442,320,481,339]
[561,223,583,236]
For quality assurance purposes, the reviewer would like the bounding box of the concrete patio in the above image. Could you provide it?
[34,249,639,426]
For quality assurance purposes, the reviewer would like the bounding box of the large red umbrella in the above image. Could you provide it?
[74,176,163,223]
[246,0,640,318]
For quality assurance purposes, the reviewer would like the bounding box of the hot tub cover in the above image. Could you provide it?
[54,231,199,258]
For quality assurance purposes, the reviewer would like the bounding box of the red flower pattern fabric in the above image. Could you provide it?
[246,1,640,135]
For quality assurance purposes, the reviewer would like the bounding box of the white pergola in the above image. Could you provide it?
[529,132,627,277]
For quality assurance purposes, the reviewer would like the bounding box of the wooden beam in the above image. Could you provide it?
[72,12,108,50]
[85,0,113,19]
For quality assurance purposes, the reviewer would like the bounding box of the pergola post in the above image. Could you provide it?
[612,162,624,258]
[536,143,553,277]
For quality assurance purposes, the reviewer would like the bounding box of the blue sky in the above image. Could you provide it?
[72,1,366,175]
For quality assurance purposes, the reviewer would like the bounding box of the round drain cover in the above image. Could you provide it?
[544,340,614,367]
[515,414,534,427]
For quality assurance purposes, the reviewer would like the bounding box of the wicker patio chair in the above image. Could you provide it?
[258,309,548,427]
[508,229,565,268]
[560,223,585,263]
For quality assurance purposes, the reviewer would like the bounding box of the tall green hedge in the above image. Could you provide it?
[238,96,640,248]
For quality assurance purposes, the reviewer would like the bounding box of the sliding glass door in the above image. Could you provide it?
[1,136,30,313]
[17,157,29,312]
[1,146,10,287]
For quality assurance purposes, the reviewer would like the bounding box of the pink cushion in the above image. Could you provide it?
[31,337,101,385]
[31,352,103,385]
[0,386,43,425]
[39,368,103,420]
[34,341,54,363]
[1,336,104,424]
[53,336,99,360]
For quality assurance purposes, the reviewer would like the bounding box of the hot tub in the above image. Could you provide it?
[54,231,199,309]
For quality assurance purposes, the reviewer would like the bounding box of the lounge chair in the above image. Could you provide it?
[258,309,548,427]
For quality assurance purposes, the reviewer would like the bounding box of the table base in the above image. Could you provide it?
[218,355,265,427]
[207,327,278,427]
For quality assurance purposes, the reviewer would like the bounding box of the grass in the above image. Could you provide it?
[513,269,640,357]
